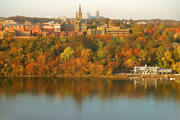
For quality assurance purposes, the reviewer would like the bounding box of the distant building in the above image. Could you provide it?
[41,22,61,33]
[74,4,87,33]
[133,65,172,75]
[0,31,5,39]
[0,19,4,25]
[108,20,115,27]
[81,21,88,32]
[24,21,33,25]
[88,29,102,36]
[74,4,82,32]
[54,23,61,32]
[122,20,132,25]
[86,11,104,19]
[15,31,31,36]
[41,22,55,31]
[106,27,130,36]
[32,23,42,34]
[96,11,100,19]
[61,24,74,32]
[3,20,17,25]
[88,25,129,36]
[158,69,172,74]
[59,17,68,21]
[135,21,148,25]
[87,26,106,36]
[86,12,90,19]
[76,4,82,20]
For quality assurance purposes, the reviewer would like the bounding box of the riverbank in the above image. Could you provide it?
[58,74,180,80]
[0,74,180,80]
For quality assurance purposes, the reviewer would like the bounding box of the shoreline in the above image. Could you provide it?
[0,74,180,80]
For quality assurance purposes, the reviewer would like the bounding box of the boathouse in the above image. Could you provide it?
[133,65,172,75]
[158,69,172,74]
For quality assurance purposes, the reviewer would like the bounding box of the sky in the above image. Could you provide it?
[0,0,180,20]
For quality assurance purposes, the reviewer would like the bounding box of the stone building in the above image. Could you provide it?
[76,4,82,20]
[88,26,129,36]
[87,26,106,36]
[106,27,130,36]
[74,4,87,33]
[61,24,74,32]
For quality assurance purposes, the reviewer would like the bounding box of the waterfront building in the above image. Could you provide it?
[158,69,172,74]
[133,65,172,75]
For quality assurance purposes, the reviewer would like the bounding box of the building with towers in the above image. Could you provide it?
[76,4,82,20]
[74,4,87,33]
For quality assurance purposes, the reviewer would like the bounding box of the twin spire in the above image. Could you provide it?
[76,4,82,20]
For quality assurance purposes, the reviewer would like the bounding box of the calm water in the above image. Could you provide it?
[0,78,180,120]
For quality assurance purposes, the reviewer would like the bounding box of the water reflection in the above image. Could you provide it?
[0,77,180,103]
[1,78,180,120]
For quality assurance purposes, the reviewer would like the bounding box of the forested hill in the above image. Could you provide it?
[7,16,57,23]
[0,23,180,76]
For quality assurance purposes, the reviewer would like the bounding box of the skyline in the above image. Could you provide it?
[0,0,180,20]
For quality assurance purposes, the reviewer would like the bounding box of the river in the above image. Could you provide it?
[0,77,180,120]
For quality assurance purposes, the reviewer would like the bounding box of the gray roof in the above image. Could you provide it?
[158,69,172,72]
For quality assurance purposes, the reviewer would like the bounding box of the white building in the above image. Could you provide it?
[134,65,172,75]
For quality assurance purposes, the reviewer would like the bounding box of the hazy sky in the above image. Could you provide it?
[0,0,180,20]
